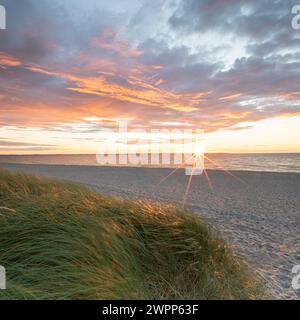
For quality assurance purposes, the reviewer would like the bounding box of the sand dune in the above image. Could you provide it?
[1,163,299,300]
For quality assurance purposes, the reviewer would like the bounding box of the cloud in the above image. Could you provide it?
[0,0,299,141]
[219,93,242,101]
[0,139,58,147]
[0,52,22,67]
[0,147,61,152]
[0,139,62,152]
[169,0,294,40]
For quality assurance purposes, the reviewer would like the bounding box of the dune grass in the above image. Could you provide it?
[0,169,266,300]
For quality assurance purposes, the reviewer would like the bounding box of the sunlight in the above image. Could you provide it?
[194,146,205,157]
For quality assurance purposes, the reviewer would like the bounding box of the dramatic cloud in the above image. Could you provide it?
[0,0,299,149]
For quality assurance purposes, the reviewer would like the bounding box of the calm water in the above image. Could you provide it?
[0,153,300,173]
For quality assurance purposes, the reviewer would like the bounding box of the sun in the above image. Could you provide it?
[194,145,205,157]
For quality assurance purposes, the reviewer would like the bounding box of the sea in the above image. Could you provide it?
[0,153,300,173]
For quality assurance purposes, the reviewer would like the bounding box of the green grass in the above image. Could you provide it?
[0,169,266,300]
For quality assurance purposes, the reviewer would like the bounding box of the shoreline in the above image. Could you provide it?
[1,161,300,175]
[1,163,300,299]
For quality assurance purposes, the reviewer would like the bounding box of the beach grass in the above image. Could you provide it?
[0,169,266,300]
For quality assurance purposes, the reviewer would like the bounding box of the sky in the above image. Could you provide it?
[0,0,300,154]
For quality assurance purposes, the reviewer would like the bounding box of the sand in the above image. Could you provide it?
[1,163,300,300]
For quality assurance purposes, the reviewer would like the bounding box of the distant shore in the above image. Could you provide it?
[1,163,300,299]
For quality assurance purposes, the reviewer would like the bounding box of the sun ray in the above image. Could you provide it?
[203,169,214,193]
[204,154,247,185]
[156,154,194,186]
[156,164,184,187]
[182,168,194,206]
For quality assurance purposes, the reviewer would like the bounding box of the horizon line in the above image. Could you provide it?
[1,152,300,156]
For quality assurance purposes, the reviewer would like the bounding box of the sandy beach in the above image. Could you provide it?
[1,163,299,300]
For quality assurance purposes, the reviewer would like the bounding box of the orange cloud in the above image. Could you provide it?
[2,28,298,139]
[90,30,142,59]
[26,64,207,113]
[0,52,22,68]
[219,93,242,100]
